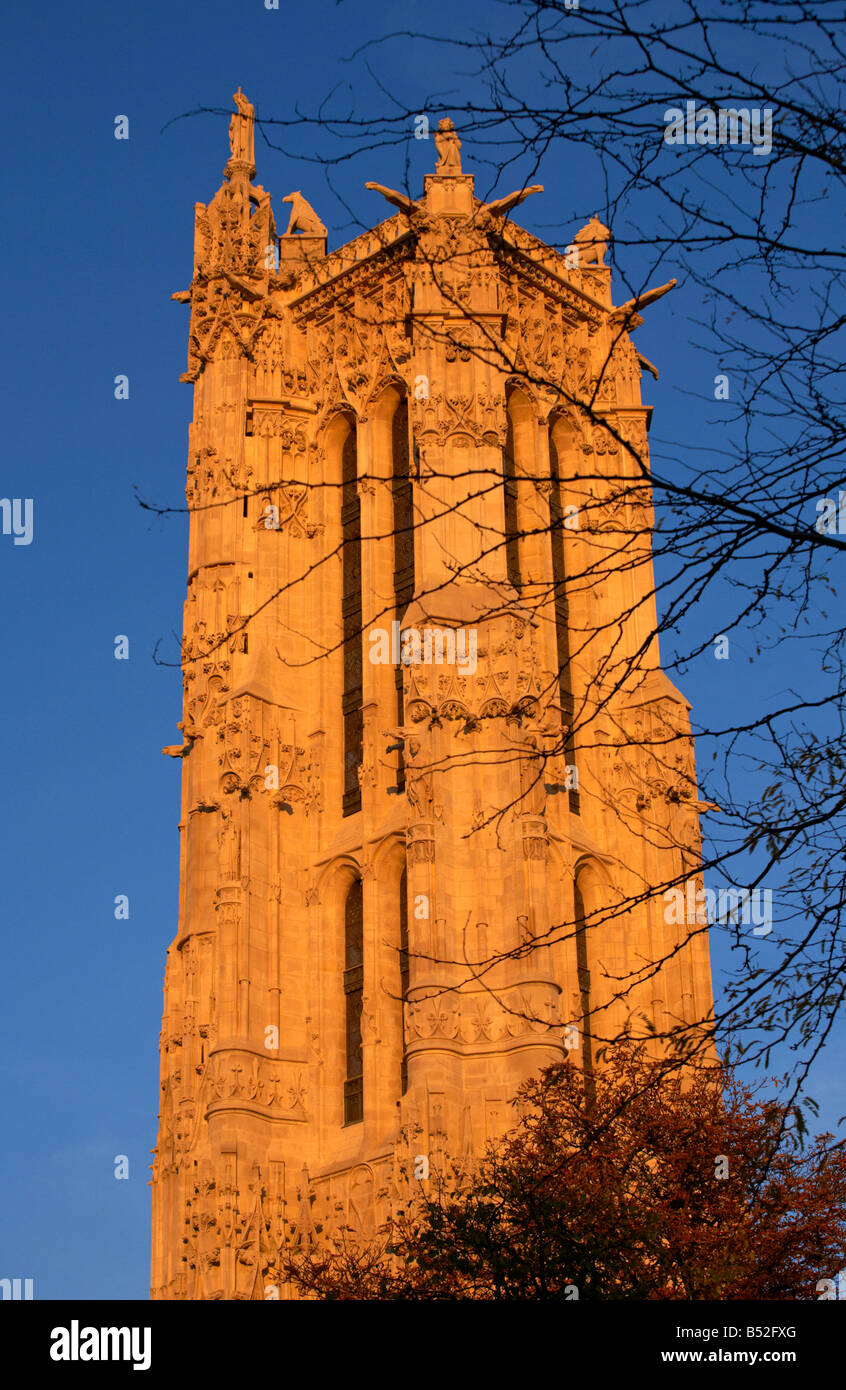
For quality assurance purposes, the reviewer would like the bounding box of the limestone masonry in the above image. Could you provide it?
[151,91,714,1299]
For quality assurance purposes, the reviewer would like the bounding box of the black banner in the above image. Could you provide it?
[0,1298,840,1378]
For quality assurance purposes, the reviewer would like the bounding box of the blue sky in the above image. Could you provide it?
[1,0,842,1298]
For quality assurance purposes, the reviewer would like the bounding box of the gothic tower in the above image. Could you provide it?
[151,93,714,1299]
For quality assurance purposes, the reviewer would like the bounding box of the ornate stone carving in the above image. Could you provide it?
[179,93,277,382]
[406,987,562,1044]
[583,420,619,456]
[521,817,549,860]
[406,822,436,864]
[411,389,505,447]
[405,615,542,725]
[205,1054,308,1116]
[218,697,270,796]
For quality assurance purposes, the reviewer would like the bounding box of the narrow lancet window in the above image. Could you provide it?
[549,428,581,814]
[342,424,363,815]
[573,874,594,1096]
[503,411,521,592]
[392,399,414,791]
[399,865,409,1095]
[344,877,364,1124]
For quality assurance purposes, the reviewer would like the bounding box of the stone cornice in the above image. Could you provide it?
[495,235,607,327]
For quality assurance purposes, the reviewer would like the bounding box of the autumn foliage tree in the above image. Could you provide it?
[285,1046,846,1300]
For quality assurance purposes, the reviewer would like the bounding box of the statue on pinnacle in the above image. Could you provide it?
[228,87,255,172]
[434,117,462,174]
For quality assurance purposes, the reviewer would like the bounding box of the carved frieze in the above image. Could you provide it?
[205,1054,308,1116]
[596,699,697,845]
[406,985,562,1044]
[411,389,505,447]
[404,615,542,724]
[218,697,270,796]
[309,280,412,413]
[521,817,550,860]
[193,176,275,280]
[406,821,436,864]
[250,318,311,394]
[256,483,318,538]
[213,694,322,811]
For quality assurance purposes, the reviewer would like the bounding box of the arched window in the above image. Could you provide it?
[504,388,545,594]
[392,399,414,792]
[399,865,409,1095]
[549,422,580,814]
[573,868,596,1100]
[344,878,364,1123]
[502,410,521,592]
[341,425,362,815]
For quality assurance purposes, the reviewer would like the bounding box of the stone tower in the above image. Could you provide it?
[151,94,714,1299]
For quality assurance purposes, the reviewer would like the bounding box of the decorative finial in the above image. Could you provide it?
[434,117,462,175]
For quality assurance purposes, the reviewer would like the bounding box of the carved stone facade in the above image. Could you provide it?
[151,93,714,1299]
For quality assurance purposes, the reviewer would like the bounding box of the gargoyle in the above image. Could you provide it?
[222,269,266,300]
[162,722,200,758]
[480,184,544,221]
[364,182,420,218]
[637,350,660,380]
[162,743,191,758]
[610,279,677,328]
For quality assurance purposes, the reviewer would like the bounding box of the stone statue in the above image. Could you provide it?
[219,808,241,881]
[434,117,462,175]
[228,87,255,167]
[407,768,436,821]
[281,191,327,237]
[573,214,610,267]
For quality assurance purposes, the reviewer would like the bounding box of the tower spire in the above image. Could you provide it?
[152,97,714,1300]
